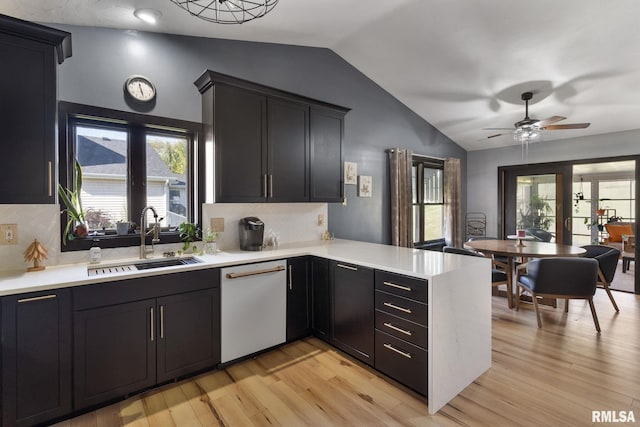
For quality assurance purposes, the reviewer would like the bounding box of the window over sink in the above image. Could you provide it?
[58,102,204,251]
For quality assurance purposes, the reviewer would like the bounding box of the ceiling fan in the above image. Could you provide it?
[483,91,590,141]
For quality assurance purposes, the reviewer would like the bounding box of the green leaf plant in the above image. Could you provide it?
[58,159,87,244]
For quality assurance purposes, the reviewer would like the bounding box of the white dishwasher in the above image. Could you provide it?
[220,260,287,363]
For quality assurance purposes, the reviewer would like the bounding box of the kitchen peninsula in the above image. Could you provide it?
[0,239,490,425]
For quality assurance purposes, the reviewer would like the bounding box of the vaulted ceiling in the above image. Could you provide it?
[3,0,640,151]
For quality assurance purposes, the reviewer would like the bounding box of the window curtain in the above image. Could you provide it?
[444,157,462,247]
[388,148,413,247]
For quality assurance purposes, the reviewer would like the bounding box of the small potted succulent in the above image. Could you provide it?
[203,227,219,254]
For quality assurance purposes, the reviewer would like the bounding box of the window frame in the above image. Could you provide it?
[58,101,204,252]
[412,156,445,248]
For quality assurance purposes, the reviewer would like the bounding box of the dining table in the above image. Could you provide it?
[463,239,587,308]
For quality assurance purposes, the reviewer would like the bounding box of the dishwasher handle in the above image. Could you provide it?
[226,265,286,279]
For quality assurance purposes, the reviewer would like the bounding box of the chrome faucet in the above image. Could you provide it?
[140,206,160,259]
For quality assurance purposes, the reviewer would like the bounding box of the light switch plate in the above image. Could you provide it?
[0,224,18,245]
[210,217,225,232]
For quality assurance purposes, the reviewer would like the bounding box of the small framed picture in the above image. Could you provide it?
[358,175,372,197]
[344,162,357,185]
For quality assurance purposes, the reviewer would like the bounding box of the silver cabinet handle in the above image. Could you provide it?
[160,305,164,339]
[383,343,412,359]
[150,307,154,342]
[48,161,53,197]
[383,302,412,314]
[18,294,57,303]
[269,174,273,198]
[337,263,358,271]
[288,265,293,290]
[226,265,286,279]
[383,281,411,292]
[383,322,412,336]
[263,174,268,198]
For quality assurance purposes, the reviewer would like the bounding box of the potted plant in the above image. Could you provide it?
[58,159,87,244]
[178,222,201,252]
[203,227,219,254]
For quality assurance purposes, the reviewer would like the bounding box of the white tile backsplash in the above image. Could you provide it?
[0,203,329,272]
[202,203,328,250]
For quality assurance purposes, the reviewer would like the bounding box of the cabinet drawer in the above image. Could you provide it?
[375,310,426,349]
[375,290,427,326]
[375,330,427,395]
[375,270,427,303]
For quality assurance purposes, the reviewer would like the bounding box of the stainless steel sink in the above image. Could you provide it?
[88,257,201,276]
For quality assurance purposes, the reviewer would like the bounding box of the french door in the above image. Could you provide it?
[500,163,573,245]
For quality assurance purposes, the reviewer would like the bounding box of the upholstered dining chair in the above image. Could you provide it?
[516,257,600,332]
[525,228,554,242]
[443,246,511,307]
[581,245,621,312]
[466,236,509,271]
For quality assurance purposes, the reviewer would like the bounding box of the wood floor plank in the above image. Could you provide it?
[57,289,640,426]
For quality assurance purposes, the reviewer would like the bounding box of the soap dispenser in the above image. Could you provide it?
[89,239,101,263]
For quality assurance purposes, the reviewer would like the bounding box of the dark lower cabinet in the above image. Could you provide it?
[1,289,72,427]
[73,269,220,411]
[286,257,310,341]
[331,261,374,364]
[311,257,331,341]
[157,288,220,383]
[74,299,156,410]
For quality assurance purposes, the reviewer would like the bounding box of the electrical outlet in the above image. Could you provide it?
[210,217,225,232]
[0,224,18,245]
[317,214,325,226]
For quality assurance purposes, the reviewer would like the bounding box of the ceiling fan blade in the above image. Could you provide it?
[486,133,506,139]
[544,123,591,130]
[537,115,566,126]
[482,127,513,130]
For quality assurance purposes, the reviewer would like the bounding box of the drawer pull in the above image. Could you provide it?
[383,281,411,292]
[383,302,412,314]
[17,294,57,303]
[384,343,412,359]
[383,322,412,336]
[337,263,358,271]
[226,265,286,279]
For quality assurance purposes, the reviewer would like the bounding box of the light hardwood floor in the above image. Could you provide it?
[54,289,640,426]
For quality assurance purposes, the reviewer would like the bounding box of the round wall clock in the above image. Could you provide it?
[124,75,156,103]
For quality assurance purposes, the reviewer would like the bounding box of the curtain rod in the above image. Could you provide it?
[386,148,446,161]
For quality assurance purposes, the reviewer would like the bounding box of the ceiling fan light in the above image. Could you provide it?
[134,8,162,24]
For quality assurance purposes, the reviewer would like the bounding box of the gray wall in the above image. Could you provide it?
[55,25,466,245]
[468,129,640,238]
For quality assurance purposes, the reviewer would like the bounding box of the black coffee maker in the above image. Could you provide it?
[239,217,264,251]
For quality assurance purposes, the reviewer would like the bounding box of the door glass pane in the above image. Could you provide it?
[75,126,129,231]
[146,133,189,228]
[516,174,556,241]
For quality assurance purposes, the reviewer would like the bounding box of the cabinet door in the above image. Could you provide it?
[156,288,220,383]
[214,84,267,202]
[0,33,56,204]
[268,98,309,202]
[74,299,156,410]
[311,257,331,341]
[331,261,374,364]
[310,107,344,202]
[287,257,310,341]
[1,290,71,427]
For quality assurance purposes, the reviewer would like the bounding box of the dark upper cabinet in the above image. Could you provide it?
[196,70,348,203]
[310,107,344,202]
[213,84,267,203]
[331,260,375,364]
[287,257,310,341]
[1,289,72,427]
[0,15,71,204]
[268,98,309,202]
[310,257,331,341]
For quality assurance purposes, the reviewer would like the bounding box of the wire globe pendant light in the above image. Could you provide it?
[170,0,279,24]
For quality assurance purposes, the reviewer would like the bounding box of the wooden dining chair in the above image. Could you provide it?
[516,257,600,332]
[443,246,512,307]
[581,245,620,312]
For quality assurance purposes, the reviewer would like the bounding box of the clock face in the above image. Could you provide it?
[124,75,156,103]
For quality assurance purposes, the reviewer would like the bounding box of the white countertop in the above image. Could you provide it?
[0,239,488,297]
